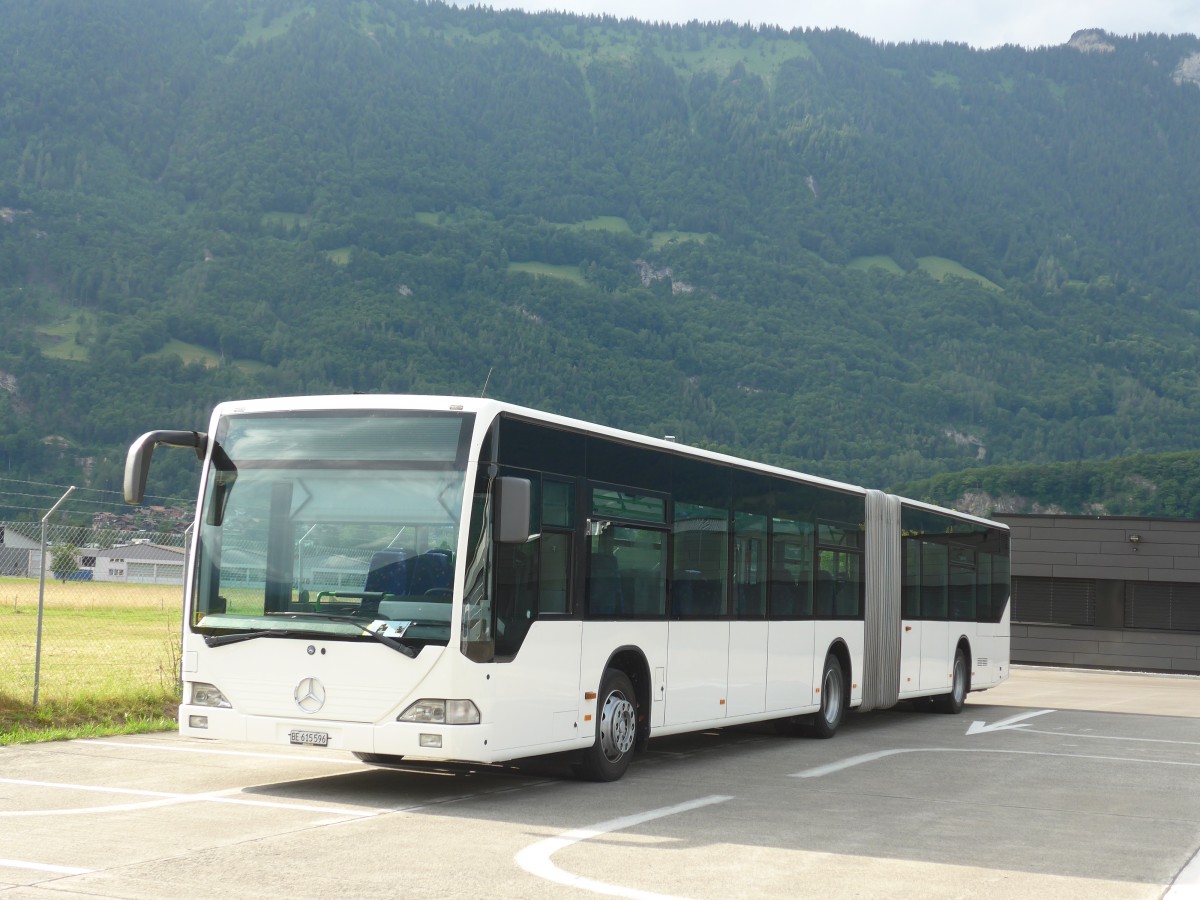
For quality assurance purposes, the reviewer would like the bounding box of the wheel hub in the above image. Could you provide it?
[599,690,637,761]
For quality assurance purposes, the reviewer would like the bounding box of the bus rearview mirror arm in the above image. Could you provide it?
[124,430,210,505]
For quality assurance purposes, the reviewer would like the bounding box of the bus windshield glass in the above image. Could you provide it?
[191,410,474,648]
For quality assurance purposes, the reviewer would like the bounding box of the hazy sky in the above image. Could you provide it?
[453,0,1200,49]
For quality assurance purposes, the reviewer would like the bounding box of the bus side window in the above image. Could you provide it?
[733,512,767,618]
[493,538,537,659]
[921,541,949,619]
[902,537,921,618]
[588,521,625,615]
[769,521,814,618]
[539,481,574,616]
[539,532,571,614]
[494,472,540,661]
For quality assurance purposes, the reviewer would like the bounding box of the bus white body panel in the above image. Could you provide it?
[483,620,585,755]
[918,620,952,692]
[727,620,769,718]
[765,620,817,711]
[665,621,730,725]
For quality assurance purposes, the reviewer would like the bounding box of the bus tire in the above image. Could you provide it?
[803,653,846,739]
[933,648,969,714]
[353,752,406,766]
[576,668,638,782]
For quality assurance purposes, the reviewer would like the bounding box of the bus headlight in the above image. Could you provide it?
[398,699,480,725]
[191,682,232,708]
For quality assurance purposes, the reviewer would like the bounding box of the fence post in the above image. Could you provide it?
[34,486,76,708]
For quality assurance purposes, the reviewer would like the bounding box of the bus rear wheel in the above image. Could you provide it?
[576,668,638,782]
[803,653,846,739]
[933,648,969,714]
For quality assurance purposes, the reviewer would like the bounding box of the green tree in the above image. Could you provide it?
[51,544,80,582]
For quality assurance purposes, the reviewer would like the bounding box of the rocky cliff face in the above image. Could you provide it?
[953,490,1073,518]
[1067,30,1116,54]
[1174,52,1200,87]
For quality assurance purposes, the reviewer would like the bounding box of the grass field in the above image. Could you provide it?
[568,215,634,234]
[651,230,709,250]
[0,578,184,707]
[507,261,588,285]
[846,255,1003,291]
[148,338,222,368]
[917,256,1003,291]
[847,255,906,275]
[234,5,310,51]
[144,338,270,375]
[37,312,94,361]
[261,211,310,231]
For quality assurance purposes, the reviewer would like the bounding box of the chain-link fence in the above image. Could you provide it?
[1,520,190,706]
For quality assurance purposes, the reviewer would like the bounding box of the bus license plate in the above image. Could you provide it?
[289,730,329,747]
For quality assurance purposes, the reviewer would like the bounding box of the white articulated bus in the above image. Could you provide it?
[126,395,1010,781]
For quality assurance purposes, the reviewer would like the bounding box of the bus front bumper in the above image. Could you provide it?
[178,705,500,763]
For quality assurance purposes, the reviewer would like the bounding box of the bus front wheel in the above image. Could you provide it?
[576,668,638,782]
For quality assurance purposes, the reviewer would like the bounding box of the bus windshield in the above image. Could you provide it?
[191,410,474,649]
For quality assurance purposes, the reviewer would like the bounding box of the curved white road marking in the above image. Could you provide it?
[516,794,733,900]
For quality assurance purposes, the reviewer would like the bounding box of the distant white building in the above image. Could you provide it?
[94,543,186,585]
[0,525,39,577]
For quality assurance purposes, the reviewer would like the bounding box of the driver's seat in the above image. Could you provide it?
[407,549,453,596]
[365,550,409,595]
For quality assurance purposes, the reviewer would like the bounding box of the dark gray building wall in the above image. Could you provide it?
[997,515,1200,673]
[1010,624,1200,673]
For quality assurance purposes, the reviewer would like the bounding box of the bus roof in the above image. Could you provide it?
[209,394,1007,530]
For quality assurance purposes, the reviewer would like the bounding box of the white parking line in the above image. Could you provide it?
[0,777,379,819]
[1167,845,1200,899]
[0,858,93,876]
[515,795,733,900]
[75,738,357,764]
[793,747,1200,779]
[1023,729,1200,747]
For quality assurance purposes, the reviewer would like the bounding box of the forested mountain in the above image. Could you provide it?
[2,0,1200,519]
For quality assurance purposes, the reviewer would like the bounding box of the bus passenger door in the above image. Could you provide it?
[919,620,950,692]
[917,540,951,693]
[665,621,729,726]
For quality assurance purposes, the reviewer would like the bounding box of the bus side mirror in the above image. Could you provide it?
[495,477,532,544]
[124,430,209,504]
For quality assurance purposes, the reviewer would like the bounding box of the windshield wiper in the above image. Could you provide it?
[205,629,298,647]
[211,613,420,658]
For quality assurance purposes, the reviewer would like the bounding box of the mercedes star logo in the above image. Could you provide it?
[294,677,326,714]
